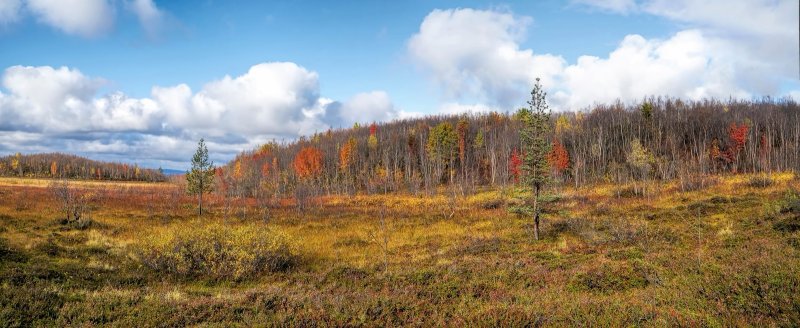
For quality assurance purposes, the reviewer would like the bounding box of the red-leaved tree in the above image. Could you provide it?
[548,140,569,176]
[509,148,522,183]
[293,146,323,179]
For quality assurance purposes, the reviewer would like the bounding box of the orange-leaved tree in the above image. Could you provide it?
[293,146,323,180]
[509,148,523,183]
[548,139,569,177]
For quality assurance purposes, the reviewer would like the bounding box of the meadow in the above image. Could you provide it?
[0,174,799,326]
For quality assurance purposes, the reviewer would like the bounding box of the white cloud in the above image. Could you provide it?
[0,0,21,25]
[188,62,327,136]
[438,103,498,115]
[0,65,151,133]
[642,0,795,39]
[408,8,565,107]
[337,91,398,125]
[26,0,114,37]
[0,63,402,167]
[0,63,336,136]
[127,0,164,38]
[556,30,749,109]
[409,6,799,111]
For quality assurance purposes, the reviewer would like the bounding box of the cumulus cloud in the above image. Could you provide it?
[0,66,161,133]
[408,8,565,107]
[150,62,329,137]
[126,0,164,38]
[0,0,22,25]
[555,30,750,108]
[0,63,402,167]
[335,91,398,126]
[408,6,799,111]
[26,0,115,37]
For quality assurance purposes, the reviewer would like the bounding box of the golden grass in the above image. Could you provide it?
[0,172,798,325]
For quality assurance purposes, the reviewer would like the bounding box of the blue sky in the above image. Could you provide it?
[0,0,797,169]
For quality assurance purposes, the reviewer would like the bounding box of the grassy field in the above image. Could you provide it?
[1,174,799,326]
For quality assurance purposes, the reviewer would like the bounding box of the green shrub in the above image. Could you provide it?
[136,223,297,280]
[0,238,26,263]
[0,284,64,327]
[773,216,800,233]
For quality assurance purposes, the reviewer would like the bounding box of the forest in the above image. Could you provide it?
[217,97,800,201]
[0,153,167,182]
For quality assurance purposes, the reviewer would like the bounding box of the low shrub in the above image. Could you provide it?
[746,175,774,188]
[679,175,719,192]
[136,223,297,280]
[0,238,26,262]
[480,199,503,210]
[773,216,800,233]
[615,186,645,198]
[568,261,653,293]
[455,237,500,255]
[0,284,64,326]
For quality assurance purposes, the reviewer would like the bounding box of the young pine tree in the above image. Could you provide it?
[187,138,215,216]
[518,78,552,241]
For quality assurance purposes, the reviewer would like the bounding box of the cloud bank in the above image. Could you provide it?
[0,63,398,168]
[409,3,799,111]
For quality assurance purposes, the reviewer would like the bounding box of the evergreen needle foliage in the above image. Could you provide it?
[517,78,552,240]
[186,138,215,216]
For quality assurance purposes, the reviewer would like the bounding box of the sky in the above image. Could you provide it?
[0,0,798,169]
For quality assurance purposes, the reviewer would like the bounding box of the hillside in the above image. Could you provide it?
[0,153,167,182]
[217,98,800,200]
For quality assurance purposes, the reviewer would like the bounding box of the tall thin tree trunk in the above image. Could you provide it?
[533,185,540,241]
[198,193,203,216]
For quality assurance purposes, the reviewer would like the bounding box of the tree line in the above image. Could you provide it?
[213,96,800,201]
[0,152,167,182]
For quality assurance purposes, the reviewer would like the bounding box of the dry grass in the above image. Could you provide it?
[0,173,798,326]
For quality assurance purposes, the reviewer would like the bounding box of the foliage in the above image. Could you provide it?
[548,139,570,175]
[186,139,215,215]
[728,122,749,154]
[136,223,296,280]
[473,129,484,149]
[509,149,523,183]
[340,137,357,171]
[456,118,469,165]
[516,77,553,240]
[426,122,457,165]
[368,123,379,150]
[0,152,165,182]
[518,78,552,191]
[640,102,653,121]
[626,138,654,174]
[293,146,323,179]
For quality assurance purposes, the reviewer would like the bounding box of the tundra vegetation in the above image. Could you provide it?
[0,95,799,326]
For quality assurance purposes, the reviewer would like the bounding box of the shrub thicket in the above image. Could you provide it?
[136,224,296,280]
